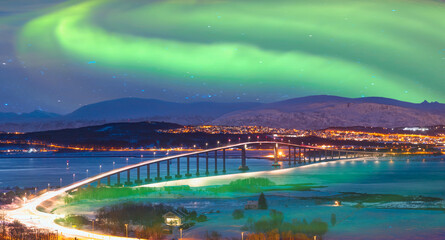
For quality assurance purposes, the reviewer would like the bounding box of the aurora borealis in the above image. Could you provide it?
[1,0,445,113]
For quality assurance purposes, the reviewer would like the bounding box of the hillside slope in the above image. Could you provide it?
[211,96,445,129]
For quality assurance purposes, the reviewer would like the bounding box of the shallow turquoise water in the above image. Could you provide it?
[142,155,445,239]
[3,153,445,239]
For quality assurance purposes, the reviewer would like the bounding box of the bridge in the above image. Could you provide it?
[61,141,383,193]
[5,141,383,240]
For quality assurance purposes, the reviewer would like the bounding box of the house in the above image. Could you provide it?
[244,200,258,210]
[163,210,187,226]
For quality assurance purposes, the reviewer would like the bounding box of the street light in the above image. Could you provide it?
[241,232,244,240]
[59,178,62,187]
[86,169,89,178]
[124,224,128,237]
[73,173,76,183]
[99,165,102,173]
[180,228,183,239]
[113,161,115,169]
[126,158,129,165]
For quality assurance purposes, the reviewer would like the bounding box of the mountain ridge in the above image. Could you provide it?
[1,96,444,132]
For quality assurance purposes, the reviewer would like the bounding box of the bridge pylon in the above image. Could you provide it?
[272,143,280,167]
[239,144,250,171]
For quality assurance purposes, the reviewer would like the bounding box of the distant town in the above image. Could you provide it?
[161,125,445,145]
[1,122,444,155]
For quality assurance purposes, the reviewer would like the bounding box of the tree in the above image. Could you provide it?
[206,231,222,240]
[269,210,284,228]
[258,192,268,209]
[354,202,365,209]
[232,209,244,220]
[188,210,197,220]
[330,213,337,226]
[0,211,6,237]
[197,214,208,222]
[8,221,26,239]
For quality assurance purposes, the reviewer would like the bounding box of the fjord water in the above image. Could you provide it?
[154,155,445,240]
[0,151,273,189]
[1,153,445,239]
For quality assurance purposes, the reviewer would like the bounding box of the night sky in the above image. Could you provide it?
[1,0,444,114]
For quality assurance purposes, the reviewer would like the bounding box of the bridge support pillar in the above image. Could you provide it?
[303,148,307,163]
[186,156,192,177]
[205,152,210,175]
[175,157,182,178]
[125,169,133,186]
[239,145,250,170]
[115,172,121,187]
[223,149,226,173]
[135,167,142,185]
[107,176,110,186]
[145,164,152,183]
[155,162,162,181]
[331,150,334,160]
[165,160,172,180]
[272,144,280,167]
[308,149,312,163]
[97,179,101,188]
[288,146,292,166]
[293,147,297,165]
[196,154,200,176]
[338,151,341,159]
[325,150,327,160]
[298,147,302,164]
[214,151,218,174]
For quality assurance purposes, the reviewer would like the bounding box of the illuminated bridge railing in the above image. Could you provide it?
[62,141,383,192]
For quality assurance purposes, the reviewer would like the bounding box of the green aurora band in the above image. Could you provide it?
[17,0,445,102]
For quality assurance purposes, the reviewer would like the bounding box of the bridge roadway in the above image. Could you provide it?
[5,141,382,239]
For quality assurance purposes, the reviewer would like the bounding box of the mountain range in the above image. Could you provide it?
[1,95,444,132]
